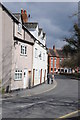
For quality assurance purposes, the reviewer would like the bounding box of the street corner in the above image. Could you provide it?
[33,79,57,96]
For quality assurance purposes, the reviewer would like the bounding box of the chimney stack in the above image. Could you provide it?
[21,9,28,23]
[53,45,55,50]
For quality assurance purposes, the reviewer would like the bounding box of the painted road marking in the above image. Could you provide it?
[55,110,80,119]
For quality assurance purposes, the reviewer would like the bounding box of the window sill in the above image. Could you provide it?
[20,54,27,57]
[14,79,22,81]
[17,31,22,35]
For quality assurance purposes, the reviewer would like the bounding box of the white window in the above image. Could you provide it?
[39,51,42,60]
[35,48,38,58]
[43,53,45,61]
[51,57,53,68]
[51,57,53,72]
[18,23,22,34]
[54,57,56,68]
[60,58,62,64]
[14,70,22,80]
[21,45,27,55]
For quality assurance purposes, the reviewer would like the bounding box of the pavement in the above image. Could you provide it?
[2,79,57,99]
[2,75,79,118]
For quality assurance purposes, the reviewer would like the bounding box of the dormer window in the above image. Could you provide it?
[18,23,22,34]
[18,17,22,34]
[41,36,44,40]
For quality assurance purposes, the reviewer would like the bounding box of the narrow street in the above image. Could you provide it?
[2,75,79,118]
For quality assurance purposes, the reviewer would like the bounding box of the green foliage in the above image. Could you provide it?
[0,80,1,84]
[2,87,5,94]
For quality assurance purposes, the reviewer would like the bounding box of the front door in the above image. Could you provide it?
[23,68,28,89]
[33,69,35,86]
[44,70,46,82]
[40,69,42,84]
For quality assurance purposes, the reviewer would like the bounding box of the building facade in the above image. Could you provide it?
[24,23,47,86]
[1,3,48,91]
[48,46,64,74]
[1,4,36,91]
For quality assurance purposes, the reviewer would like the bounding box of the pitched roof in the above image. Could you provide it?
[43,32,46,38]
[48,49,56,57]
[48,48,65,58]
[38,28,42,36]
[24,22,38,29]
[13,13,21,20]
[0,3,19,23]
[0,3,47,49]
[56,49,65,58]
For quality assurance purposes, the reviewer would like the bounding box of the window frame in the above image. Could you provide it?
[54,57,56,68]
[14,69,22,81]
[51,57,53,68]
[18,22,22,34]
[40,51,42,60]
[35,48,38,58]
[54,68,56,72]
[60,58,62,63]
[51,68,53,72]
[21,45,27,56]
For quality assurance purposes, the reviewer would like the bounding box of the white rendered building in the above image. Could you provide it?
[24,23,48,86]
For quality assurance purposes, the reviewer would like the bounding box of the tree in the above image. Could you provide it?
[62,23,80,68]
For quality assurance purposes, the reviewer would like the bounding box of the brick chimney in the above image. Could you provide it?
[53,45,59,57]
[21,9,28,23]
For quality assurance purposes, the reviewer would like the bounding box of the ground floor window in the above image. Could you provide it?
[65,69,67,73]
[51,68,53,72]
[61,69,64,73]
[54,68,56,72]
[58,68,60,72]
[14,70,22,80]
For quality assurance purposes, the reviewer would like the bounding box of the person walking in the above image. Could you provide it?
[28,71,31,89]
[51,74,54,84]
[47,73,50,84]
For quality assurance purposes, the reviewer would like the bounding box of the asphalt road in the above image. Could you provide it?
[2,75,79,119]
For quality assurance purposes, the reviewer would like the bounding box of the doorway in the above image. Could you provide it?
[33,69,35,86]
[40,69,42,84]
[23,68,28,89]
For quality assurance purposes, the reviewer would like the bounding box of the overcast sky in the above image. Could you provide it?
[3,2,78,49]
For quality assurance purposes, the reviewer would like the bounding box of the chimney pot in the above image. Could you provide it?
[24,10,27,13]
[21,9,28,23]
[21,9,23,14]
